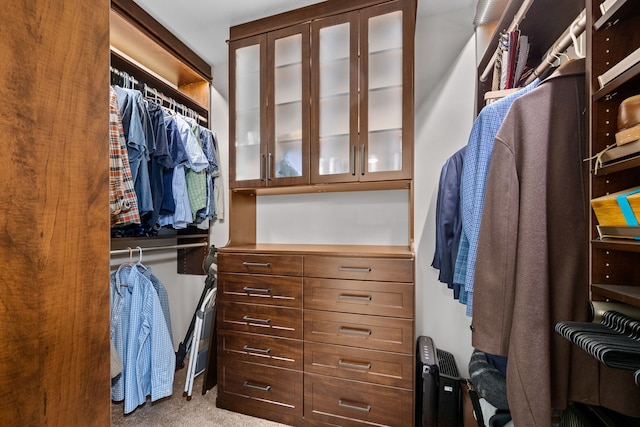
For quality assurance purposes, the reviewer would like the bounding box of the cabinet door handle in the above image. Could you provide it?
[338,266,372,273]
[360,144,366,176]
[243,287,271,294]
[243,381,271,392]
[243,345,271,354]
[243,316,271,325]
[338,293,372,302]
[260,154,266,181]
[242,262,271,268]
[338,399,371,412]
[338,359,372,370]
[339,326,371,336]
[267,152,272,181]
[350,144,356,175]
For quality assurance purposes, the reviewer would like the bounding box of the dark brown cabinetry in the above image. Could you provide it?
[229,0,415,191]
[216,248,415,426]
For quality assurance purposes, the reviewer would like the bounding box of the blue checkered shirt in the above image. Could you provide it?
[454,79,541,316]
[111,264,175,414]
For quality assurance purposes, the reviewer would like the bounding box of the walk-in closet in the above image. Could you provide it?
[2,0,640,426]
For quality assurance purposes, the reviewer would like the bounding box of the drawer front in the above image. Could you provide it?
[304,310,413,354]
[219,302,302,339]
[304,277,414,318]
[219,359,303,417]
[219,273,302,308]
[304,342,413,389]
[304,374,414,426]
[304,255,413,282]
[219,253,303,276]
[219,330,303,370]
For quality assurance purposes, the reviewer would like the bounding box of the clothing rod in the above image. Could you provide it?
[523,9,586,85]
[143,84,208,124]
[479,0,534,82]
[110,61,208,125]
[109,242,208,256]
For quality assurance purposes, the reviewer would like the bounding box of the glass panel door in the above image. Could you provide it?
[367,10,403,174]
[311,12,358,183]
[274,33,303,179]
[233,39,264,185]
[269,23,310,186]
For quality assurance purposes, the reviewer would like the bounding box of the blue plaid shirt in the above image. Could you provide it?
[111,264,175,414]
[454,79,541,316]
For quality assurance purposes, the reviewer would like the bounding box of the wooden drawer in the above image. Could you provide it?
[304,255,413,282]
[304,373,414,426]
[219,273,302,308]
[219,301,302,339]
[219,253,303,276]
[304,342,413,389]
[218,359,303,418]
[304,277,414,318]
[304,310,413,354]
[218,330,303,370]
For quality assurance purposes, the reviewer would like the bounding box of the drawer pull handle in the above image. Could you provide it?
[339,399,371,412]
[242,262,271,268]
[338,266,372,273]
[243,381,271,392]
[338,293,372,302]
[338,359,372,370]
[243,287,271,294]
[243,345,271,354]
[339,326,372,336]
[243,316,271,325]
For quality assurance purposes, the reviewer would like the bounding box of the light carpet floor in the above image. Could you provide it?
[111,362,288,427]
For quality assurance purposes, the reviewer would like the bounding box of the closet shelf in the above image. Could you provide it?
[593,61,640,101]
[594,0,640,31]
[592,238,640,253]
[592,284,640,308]
[593,154,640,175]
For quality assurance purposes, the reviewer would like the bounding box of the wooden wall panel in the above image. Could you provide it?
[0,1,110,425]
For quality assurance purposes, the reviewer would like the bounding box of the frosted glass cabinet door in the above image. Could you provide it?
[311,13,358,183]
[269,23,310,186]
[364,9,406,177]
[230,35,267,188]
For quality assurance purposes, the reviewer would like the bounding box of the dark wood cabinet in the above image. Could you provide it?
[216,247,415,426]
[229,0,415,191]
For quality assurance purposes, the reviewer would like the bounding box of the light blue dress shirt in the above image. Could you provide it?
[111,264,175,414]
[454,79,541,316]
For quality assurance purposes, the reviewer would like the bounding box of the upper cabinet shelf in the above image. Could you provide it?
[228,0,416,192]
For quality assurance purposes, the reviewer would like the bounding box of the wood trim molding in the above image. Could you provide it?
[230,0,413,40]
[111,0,212,81]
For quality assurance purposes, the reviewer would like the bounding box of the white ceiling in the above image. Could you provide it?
[133,0,477,67]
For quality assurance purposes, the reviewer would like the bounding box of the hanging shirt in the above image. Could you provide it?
[453,78,540,315]
[114,86,154,219]
[110,264,175,414]
[146,101,174,230]
[432,146,465,299]
[181,116,208,219]
[109,87,140,227]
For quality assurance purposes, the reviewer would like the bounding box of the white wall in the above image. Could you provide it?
[164,5,479,376]
[414,15,477,377]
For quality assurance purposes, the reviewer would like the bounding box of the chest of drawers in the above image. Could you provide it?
[216,248,415,426]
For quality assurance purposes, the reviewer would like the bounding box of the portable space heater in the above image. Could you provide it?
[415,336,461,427]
